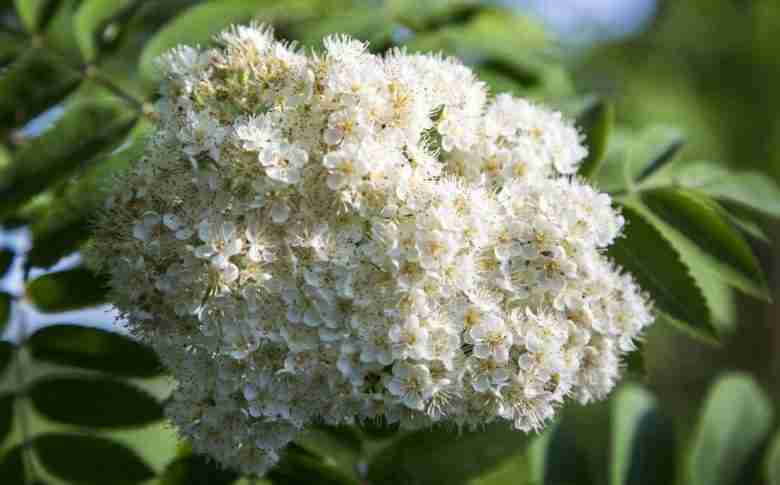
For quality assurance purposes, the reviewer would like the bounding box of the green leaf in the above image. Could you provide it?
[0,445,25,484]
[29,376,163,428]
[25,267,109,312]
[468,427,555,485]
[403,9,571,99]
[285,8,394,51]
[0,94,136,219]
[625,124,685,185]
[138,0,315,85]
[686,373,773,485]
[297,425,362,477]
[387,0,481,31]
[577,99,614,179]
[269,448,360,485]
[0,340,13,375]
[0,393,13,445]
[642,160,780,218]
[766,430,780,485]
[608,203,713,340]
[0,249,12,278]
[35,433,155,485]
[160,453,239,485]
[543,420,595,485]
[26,120,152,269]
[641,188,770,301]
[610,385,675,485]
[73,0,136,61]
[14,0,60,32]
[0,291,10,335]
[0,49,81,137]
[27,324,162,377]
[367,423,532,485]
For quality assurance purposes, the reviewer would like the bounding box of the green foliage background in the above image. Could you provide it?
[1,0,779,484]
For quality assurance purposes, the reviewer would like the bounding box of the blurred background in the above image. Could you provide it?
[1,0,779,483]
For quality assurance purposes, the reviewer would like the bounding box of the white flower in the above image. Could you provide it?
[470,316,513,363]
[386,362,435,411]
[195,219,243,283]
[323,143,368,190]
[388,315,430,360]
[89,23,653,476]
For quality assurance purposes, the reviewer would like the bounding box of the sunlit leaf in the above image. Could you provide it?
[608,203,713,340]
[74,0,136,61]
[35,433,155,485]
[25,267,109,312]
[138,0,316,86]
[27,324,162,377]
[686,373,773,485]
[642,188,770,301]
[29,376,163,428]
[26,120,152,269]
[642,160,780,218]
[625,124,684,184]
[0,94,136,218]
[14,0,60,32]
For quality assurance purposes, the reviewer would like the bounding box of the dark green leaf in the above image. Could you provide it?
[0,291,10,335]
[26,120,152,269]
[0,94,136,218]
[270,448,360,485]
[642,188,769,301]
[160,454,239,485]
[35,433,155,485]
[0,49,80,137]
[367,422,531,485]
[138,0,316,85]
[577,99,614,179]
[74,0,136,61]
[0,445,25,484]
[27,324,162,377]
[642,160,780,218]
[29,376,163,428]
[766,430,780,485]
[610,385,675,485]
[358,417,400,439]
[686,373,773,485]
[608,203,713,340]
[0,393,13,445]
[14,0,60,32]
[0,340,13,375]
[25,267,109,312]
[544,421,594,485]
[625,125,684,184]
[0,249,12,278]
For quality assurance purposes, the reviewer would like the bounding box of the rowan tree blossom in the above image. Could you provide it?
[87,23,653,476]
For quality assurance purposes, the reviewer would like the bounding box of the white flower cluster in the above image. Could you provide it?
[88,24,653,475]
